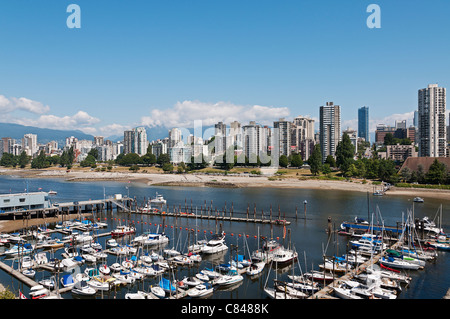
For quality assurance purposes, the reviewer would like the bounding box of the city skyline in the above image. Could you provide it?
[0,1,449,138]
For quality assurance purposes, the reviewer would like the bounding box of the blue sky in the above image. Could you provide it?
[0,0,449,138]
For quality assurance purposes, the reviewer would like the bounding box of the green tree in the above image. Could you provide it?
[290,153,303,168]
[162,162,173,172]
[88,148,99,160]
[141,153,156,166]
[80,154,97,167]
[324,155,336,168]
[336,133,355,173]
[18,151,29,168]
[187,155,208,171]
[308,144,322,176]
[279,155,289,168]
[31,150,50,169]
[322,163,331,175]
[426,159,447,184]
[0,153,17,167]
[156,153,170,166]
[118,153,141,166]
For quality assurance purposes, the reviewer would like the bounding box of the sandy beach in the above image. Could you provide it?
[2,167,450,201]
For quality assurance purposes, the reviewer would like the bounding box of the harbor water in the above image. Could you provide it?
[0,175,449,299]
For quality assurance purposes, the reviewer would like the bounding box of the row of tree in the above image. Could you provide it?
[0,147,76,169]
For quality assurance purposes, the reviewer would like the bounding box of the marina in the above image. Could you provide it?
[0,175,449,300]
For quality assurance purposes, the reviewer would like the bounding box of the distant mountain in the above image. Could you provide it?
[0,122,95,145]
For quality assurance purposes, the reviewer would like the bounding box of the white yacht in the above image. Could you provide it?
[201,232,228,254]
[150,193,166,205]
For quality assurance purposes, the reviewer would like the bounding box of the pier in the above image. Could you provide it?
[309,241,403,299]
[0,196,134,221]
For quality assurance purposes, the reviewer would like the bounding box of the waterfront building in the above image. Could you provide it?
[319,102,341,161]
[0,192,51,213]
[358,106,369,143]
[418,84,447,157]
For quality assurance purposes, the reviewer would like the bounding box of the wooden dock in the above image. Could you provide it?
[134,210,291,225]
[309,241,402,299]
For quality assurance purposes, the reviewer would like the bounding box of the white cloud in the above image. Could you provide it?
[0,95,50,114]
[140,100,291,128]
[11,111,101,132]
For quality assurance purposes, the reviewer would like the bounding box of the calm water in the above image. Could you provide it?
[0,175,449,299]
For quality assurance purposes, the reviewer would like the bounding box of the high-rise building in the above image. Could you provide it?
[273,118,292,157]
[168,128,182,148]
[214,122,227,155]
[123,127,148,156]
[291,116,315,160]
[243,121,268,162]
[22,134,38,157]
[418,84,446,157]
[358,106,369,142]
[319,102,341,161]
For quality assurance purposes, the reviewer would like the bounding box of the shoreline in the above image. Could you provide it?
[1,168,450,201]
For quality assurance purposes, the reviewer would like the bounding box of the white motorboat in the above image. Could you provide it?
[113,270,136,284]
[39,277,56,290]
[274,281,308,298]
[125,291,158,299]
[380,256,420,270]
[21,256,34,269]
[149,193,166,205]
[29,285,50,299]
[188,283,214,298]
[164,247,181,257]
[150,285,166,298]
[87,276,117,291]
[72,280,97,296]
[111,225,136,237]
[246,261,265,276]
[215,270,244,287]
[264,286,298,299]
[22,268,36,278]
[333,283,364,300]
[271,247,298,266]
[99,264,111,275]
[201,232,228,254]
[4,243,34,256]
[413,197,424,203]
[110,262,123,272]
[199,268,222,280]
[138,201,159,214]
[182,276,203,287]
[195,272,210,282]
[61,257,78,268]
[133,265,156,277]
[106,238,118,248]
[74,232,94,244]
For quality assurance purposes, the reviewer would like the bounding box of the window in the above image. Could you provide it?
[19,198,26,203]
[3,199,10,203]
